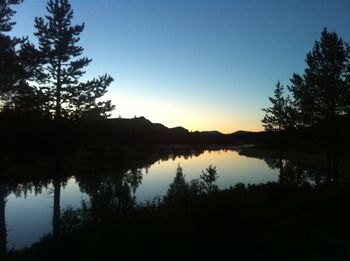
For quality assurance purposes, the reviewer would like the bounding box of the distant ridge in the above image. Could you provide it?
[0,114,265,149]
[169,126,189,135]
[232,130,256,135]
[103,117,261,145]
[111,117,225,136]
[197,131,224,136]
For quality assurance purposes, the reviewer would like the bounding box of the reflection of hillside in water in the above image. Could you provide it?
[0,147,212,252]
[0,147,329,252]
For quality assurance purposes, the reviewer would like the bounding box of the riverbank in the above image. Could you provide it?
[238,146,350,185]
[7,182,350,261]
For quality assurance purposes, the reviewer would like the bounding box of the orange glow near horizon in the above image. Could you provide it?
[108,92,264,134]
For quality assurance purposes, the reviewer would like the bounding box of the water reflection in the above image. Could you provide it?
[52,157,69,237]
[135,149,278,201]
[1,178,53,256]
[124,169,143,195]
[52,177,61,236]
[76,168,137,223]
[263,158,326,186]
[0,148,327,251]
[0,182,7,257]
[5,178,86,250]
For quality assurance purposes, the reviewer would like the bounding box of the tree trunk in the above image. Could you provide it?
[327,106,338,184]
[330,116,338,183]
[55,59,62,121]
[53,56,62,234]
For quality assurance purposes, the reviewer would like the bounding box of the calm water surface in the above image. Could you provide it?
[135,150,278,201]
[5,149,280,249]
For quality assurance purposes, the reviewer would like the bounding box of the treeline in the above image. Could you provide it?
[0,0,114,121]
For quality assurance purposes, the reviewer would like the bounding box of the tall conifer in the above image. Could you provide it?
[34,0,115,119]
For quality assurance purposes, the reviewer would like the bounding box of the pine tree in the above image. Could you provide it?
[0,0,22,33]
[287,73,316,127]
[302,28,350,123]
[285,28,350,183]
[0,0,44,114]
[262,81,292,131]
[34,0,115,120]
[303,28,350,183]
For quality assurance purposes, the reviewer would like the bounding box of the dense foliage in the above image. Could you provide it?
[0,0,115,120]
[262,28,350,131]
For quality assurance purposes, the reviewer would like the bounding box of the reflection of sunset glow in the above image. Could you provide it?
[135,150,279,202]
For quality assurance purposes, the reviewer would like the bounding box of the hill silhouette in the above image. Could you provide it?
[86,117,232,145]
[3,114,350,153]
[0,115,236,152]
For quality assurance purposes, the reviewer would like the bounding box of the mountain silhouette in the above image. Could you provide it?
[86,117,236,145]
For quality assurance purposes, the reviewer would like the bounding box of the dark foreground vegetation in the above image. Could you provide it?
[7,182,350,261]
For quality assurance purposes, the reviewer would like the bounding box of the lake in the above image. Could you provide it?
[2,148,321,250]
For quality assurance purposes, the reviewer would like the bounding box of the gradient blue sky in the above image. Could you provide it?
[9,0,350,133]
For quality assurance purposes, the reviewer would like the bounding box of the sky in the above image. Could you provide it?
[9,0,350,133]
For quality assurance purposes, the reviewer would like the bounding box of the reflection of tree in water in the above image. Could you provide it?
[0,175,52,256]
[264,158,326,186]
[50,156,69,237]
[157,148,216,163]
[8,178,65,237]
[11,181,51,198]
[52,177,70,236]
[77,170,136,221]
[0,147,235,248]
[164,164,220,202]
[264,158,281,170]
[164,165,188,201]
[0,182,8,257]
[280,163,309,185]
[124,168,143,194]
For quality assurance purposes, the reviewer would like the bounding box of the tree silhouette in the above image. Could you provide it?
[0,0,45,114]
[34,0,115,120]
[289,28,350,182]
[0,0,22,32]
[303,28,350,123]
[287,28,350,127]
[0,0,21,107]
[287,73,316,127]
[262,81,293,132]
